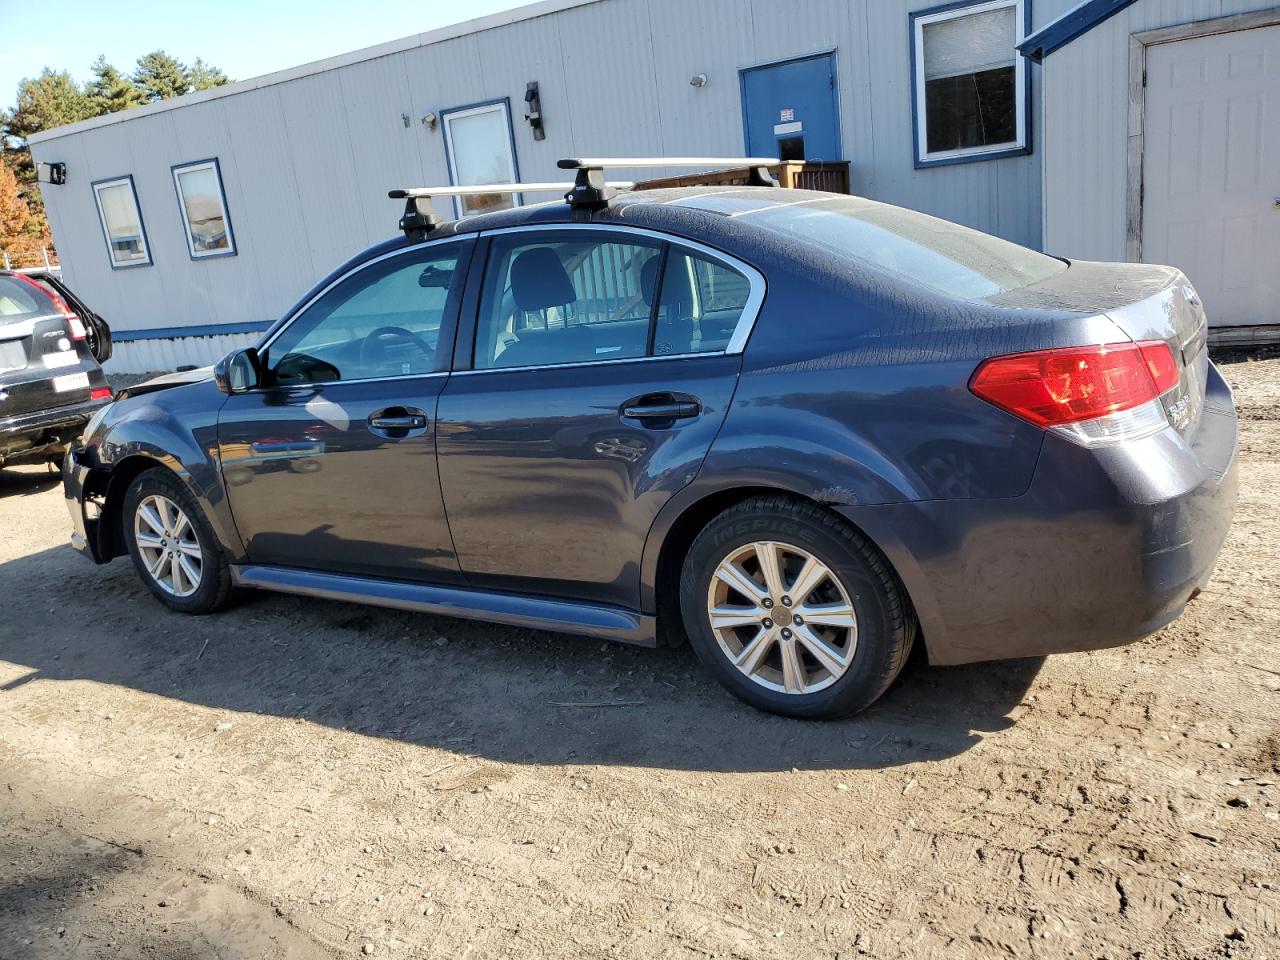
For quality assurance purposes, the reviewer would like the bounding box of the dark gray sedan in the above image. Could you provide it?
[63,183,1237,718]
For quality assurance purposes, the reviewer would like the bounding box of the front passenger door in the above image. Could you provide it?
[217,239,472,582]
[435,228,760,609]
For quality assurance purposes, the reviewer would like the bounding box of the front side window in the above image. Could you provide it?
[474,232,756,371]
[911,0,1027,166]
[92,176,151,268]
[267,244,464,385]
[172,158,235,259]
[441,100,520,218]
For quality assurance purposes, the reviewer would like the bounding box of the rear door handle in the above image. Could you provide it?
[620,396,702,421]
[368,407,428,432]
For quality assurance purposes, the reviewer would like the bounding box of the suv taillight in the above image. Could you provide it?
[13,273,86,341]
[970,341,1178,447]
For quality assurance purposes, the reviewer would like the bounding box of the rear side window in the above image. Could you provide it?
[0,276,54,324]
[750,196,1065,299]
[475,231,756,370]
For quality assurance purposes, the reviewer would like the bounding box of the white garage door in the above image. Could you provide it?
[1142,24,1280,328]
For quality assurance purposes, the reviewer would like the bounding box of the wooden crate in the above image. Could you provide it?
[634,160,851,194]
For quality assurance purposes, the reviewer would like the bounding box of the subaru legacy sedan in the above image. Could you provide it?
[63,184,1237,718]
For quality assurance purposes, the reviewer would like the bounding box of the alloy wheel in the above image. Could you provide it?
[133,494,203,597]
[706,540,858,695]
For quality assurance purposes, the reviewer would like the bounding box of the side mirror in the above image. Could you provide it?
[214,347,261,394]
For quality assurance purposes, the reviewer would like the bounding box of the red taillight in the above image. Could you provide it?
[970,341,1178,428]
[12,273,85,340]
[91,387,113,401]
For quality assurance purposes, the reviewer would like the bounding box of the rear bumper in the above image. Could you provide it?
[0,396,110,459]
[839,363,1239,666]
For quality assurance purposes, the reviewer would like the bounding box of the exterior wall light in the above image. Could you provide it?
[690,73,708,88]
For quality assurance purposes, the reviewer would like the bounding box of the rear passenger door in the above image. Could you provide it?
[435,226,762,610]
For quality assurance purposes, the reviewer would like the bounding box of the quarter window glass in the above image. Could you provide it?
[0,276,48,322]
[92,177,151,267]
[268,247,462,385]
[913,0,1025,163]
[476,235,662,370]
[654,251,751,355]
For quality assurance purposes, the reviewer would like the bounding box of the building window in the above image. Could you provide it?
[91,175,151,269]
[441,99,520,218]
[910,0,1029,167]
[171,158,236,259]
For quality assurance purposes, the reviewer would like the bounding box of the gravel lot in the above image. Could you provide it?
[1,352,1278,960]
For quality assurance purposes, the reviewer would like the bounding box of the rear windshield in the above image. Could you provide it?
[0,275,54,324]
[747,196,1067,300]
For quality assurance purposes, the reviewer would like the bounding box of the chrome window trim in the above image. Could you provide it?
[258,235,471,359]
[451,351,716,377]
[473,222,767,361]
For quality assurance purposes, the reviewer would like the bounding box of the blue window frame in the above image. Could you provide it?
[91,174,152,270]
[439,98,522,219]
[909,0,1032,168]
[171,157,237,260]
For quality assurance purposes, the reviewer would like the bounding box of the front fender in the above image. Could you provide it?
[80,381,243,561]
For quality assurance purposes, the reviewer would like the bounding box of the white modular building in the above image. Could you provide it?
[26,0,1280,372]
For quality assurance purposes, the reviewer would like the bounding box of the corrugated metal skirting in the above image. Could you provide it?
[106,333,259,375]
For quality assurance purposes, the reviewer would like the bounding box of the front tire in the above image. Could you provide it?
[679,495,914,719]
[122,469,232,614]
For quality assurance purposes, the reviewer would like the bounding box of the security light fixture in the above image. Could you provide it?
[690,73,708,88]
[37,161,67,185]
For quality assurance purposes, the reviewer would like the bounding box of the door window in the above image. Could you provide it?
[267,244,465,385]
[474,232,756,370]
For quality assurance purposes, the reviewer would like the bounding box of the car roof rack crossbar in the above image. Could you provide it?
[388,182,635,237]
[558,157,781,210]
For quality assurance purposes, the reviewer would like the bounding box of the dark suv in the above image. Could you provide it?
[0,271,112,470]
[62,182,1237,718]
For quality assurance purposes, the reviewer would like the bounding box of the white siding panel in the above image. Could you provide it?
[1041,0,1278,260]
[106,332,259,375]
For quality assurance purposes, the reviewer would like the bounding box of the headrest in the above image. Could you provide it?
[511,248,576,312]
[641,253,695,308]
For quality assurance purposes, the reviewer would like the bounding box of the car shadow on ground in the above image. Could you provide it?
[0,535,1043,774]
[0,465,62,498]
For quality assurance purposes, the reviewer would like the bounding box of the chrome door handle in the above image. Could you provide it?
[369,414,427,429]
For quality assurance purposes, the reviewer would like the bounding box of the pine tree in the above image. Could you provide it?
[133,50,191,101]
[1,69,97,182]
[188,58,230,92]
[87,56,148,115]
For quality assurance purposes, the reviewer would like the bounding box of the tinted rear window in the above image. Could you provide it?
[0,276,55,324]
[748,196,1066,299]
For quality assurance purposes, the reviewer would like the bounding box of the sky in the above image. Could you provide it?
[0,0,529,111]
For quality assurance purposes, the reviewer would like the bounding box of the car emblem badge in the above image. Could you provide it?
[1181,285,1200,307]
[0,388,7,403]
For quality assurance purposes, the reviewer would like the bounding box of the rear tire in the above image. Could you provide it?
[679,495,914,719]
[122,469,233,614]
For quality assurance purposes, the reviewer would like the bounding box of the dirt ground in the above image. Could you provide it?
[1,353,1277,960]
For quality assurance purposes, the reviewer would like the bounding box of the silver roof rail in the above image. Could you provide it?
[389,181,634,237]
[558,157,781,209]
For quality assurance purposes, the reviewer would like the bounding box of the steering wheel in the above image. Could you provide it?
[358,326,434,368]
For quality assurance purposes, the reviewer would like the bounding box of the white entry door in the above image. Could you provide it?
[1142,24,1280,328]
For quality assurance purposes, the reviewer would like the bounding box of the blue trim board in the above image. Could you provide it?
[1018,0,1138,61]
[909,0,1033,169]
[111,320,273,343]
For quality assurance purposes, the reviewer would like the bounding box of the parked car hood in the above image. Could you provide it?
[118,366,214,400]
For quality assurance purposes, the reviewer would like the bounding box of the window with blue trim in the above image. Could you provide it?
[911,0,1028,166]
[172,159,236,259]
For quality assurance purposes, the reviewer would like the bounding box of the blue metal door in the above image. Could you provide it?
[741,53,841,162]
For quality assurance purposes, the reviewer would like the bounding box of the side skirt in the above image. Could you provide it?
[230,564,658,647]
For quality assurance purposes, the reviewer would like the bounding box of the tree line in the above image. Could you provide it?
[0,51,231,264]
